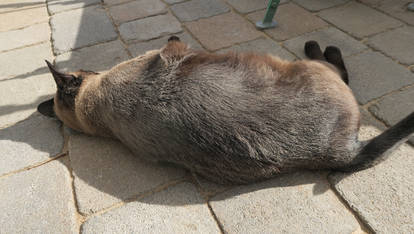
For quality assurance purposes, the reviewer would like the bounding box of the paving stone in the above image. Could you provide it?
[210,171,361,233]
[164,0,187,4]
[120,14,182,42]
[0,160,78,233]
[0,73,56,127]
[283,27,367,59]
[0,5,49,32]
[193,173,233,197]
[318,2,403,39]
[0,42,53,80]
[0,114,63,176]
[81,182,220,233]
[0,0,46,13]
[293,0,349,11]
[329,125,414,233]
[359,107,387,132]
[47,0,101,14]
[69,134,186,215]
[56,40,130,72]
[225,0,288,14]
[218,37,296,61]
[171,0,229,22]
[109,0,167,25]
[103,0,131,5]
[186,12,261,51]
[368,86,414,144]
[247,3,328,41]
[367,26,414,66]
[50,6,117,54]
[360,0,414,26]
[346,51,414,104]
[128,31,203,57]
[0,23,50,52]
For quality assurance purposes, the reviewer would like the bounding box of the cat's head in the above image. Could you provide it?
[38,61,99,132]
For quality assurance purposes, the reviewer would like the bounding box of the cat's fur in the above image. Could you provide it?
[40,38,414,184]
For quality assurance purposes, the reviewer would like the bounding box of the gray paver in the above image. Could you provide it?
[164,0,187,4]
[47,0,101,14]
[219,37,296,61]
[81,182,220,233]
[185,12,261,51]
[0,73,56,126]
[293,0,349,11]
[368,86,414,144]
[0,42,53,80]
[193,173,233,197]
[0,114,63,176]
[69,134,186,215]
[318,2,403,39]
[225,0,288,14]
[0,160,78,233]
[0,5,48,32]
[103,0,131,5]
[119,14,182,42]
[0,23,50,52]
[56,40,130,72]
[329,125,414,233]
[171,0,229,22]
[359,107,387,132]
[367,26,414,66]
[247,3,328,41]
[128,32,203,57]
[50,6,117,54]
[283,27,367,59]
[109,0,167,25]
[360,0,414,26]
[347,51,414,104]
[210,171,361,233]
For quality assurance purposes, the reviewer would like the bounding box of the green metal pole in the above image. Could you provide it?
[408,2,414,11]
[256,0,280,29]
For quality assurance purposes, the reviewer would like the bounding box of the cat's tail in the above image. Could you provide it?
[339,111,414,172]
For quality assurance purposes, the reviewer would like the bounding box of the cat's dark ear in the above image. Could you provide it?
[45,60,76,88]
[37,98,55,118]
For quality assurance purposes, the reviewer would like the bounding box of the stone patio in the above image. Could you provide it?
[1,0,414,233]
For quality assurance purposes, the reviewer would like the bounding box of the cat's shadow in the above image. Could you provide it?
[1,112,351,211]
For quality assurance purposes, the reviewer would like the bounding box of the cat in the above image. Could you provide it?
[38,36,414,184]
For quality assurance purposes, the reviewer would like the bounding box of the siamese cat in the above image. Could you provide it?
[38,37,414,184]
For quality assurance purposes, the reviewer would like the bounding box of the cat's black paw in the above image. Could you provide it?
[168,36,180,42]
[324,46,349,85]
[304,40,324,60]
[323,46,342,59]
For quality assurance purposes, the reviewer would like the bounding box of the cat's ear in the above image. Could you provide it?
[45,60,76,88]
[37,98,55,118]
[160,36,191,65]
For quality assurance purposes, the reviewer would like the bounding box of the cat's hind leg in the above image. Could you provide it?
[304,40,325,60]
[323,46,349,85]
